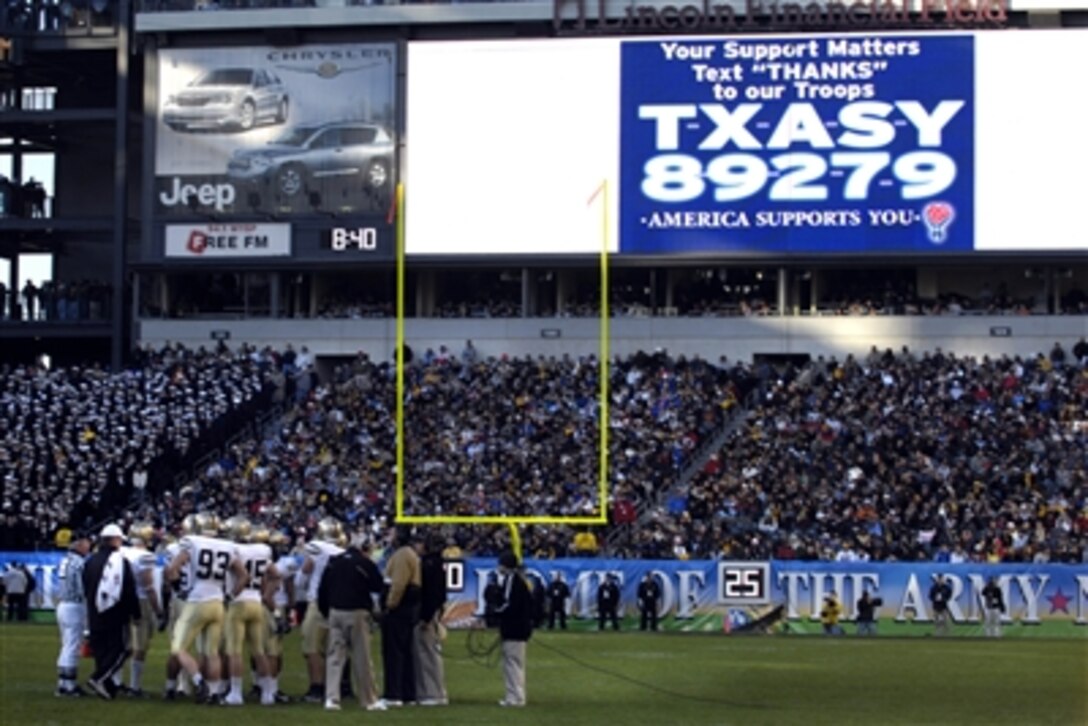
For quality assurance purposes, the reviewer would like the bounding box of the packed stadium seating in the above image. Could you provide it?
[623,347,1088,563]
[2,340,1085,561]
[0,345,278,550]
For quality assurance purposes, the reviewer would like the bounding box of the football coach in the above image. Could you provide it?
[81,523,141,699]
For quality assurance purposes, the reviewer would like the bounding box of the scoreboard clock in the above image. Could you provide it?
[325,226,379,252]
[717,561,771,605]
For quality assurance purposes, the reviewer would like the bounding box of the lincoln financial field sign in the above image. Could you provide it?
[552,0,1008,33]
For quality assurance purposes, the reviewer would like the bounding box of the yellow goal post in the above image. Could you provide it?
[393,182,612,560]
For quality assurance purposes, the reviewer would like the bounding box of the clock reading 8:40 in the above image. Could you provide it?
[331,227,378,251]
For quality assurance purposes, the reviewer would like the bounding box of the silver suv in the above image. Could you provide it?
[227,122,394,199]
[163,67,289,133]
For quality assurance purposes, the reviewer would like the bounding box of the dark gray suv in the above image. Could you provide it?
[226,122,393,198]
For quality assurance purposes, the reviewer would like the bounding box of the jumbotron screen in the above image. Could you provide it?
[405,30,1088,256]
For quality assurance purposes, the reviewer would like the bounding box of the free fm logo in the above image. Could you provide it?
[186,231,208,254]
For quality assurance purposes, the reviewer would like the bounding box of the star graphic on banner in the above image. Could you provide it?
[1046,589,1071,614]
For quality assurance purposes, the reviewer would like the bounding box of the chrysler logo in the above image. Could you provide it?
[276,59,385,79]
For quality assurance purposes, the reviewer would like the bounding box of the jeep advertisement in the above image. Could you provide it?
[155,43,396,219]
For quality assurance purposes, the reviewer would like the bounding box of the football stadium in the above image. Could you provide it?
[0,1,1086,724]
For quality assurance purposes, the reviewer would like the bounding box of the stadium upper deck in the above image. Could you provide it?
[1,0,1085,368]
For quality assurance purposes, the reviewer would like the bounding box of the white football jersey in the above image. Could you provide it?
[165,542,191,601]
[121,545,157,600]
[229,542,273,604]
[180,535,239,603]
[304,540,344,602]
[274,555,301,608]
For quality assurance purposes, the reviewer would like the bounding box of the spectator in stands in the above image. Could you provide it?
[21,280,37,321]
[572,529,599,557]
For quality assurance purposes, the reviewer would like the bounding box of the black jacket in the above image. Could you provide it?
[929,581,953,612]
[498,571,533,642]
[81,546,140,632]
[597,581,620,612]
[856,596,882,623]
[317,548,383,619]
[419,552,447,623]
[637,580,661,611]
[982,582,1005,612]
[547,579,570,603]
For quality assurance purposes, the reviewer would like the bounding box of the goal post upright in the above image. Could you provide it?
[395,180,612,556]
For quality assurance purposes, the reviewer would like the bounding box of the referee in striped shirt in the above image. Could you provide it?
[56,532,91,697]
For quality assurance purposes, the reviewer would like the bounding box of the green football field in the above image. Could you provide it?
[0,622,1084,725]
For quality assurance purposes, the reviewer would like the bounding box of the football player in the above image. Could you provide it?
[299,518,344,703]
[257,529,296,704]
[117,521,162,697]
[222,516,279,706]
[165,512,247,704]
[162,516,195,698]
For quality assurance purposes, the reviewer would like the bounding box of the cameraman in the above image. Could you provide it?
[819,594,843,636]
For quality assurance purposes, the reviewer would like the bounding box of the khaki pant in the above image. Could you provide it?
[301,601,328,656]
[171,600,225,657]
[324,609,379,708]
[226,600,267,657]
[501,640,526,706]
[131,599,155,652]
[264,607,283,658]
[414,615,447,702]
[168,597,184,636]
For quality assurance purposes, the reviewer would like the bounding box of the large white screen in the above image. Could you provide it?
[974,30,1088,251]
[407,31,1088,255]
[405,39,619,255]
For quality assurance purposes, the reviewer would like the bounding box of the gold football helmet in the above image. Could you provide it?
[316,517,342,544]
[180,514,198,536]
[194,511,219,536]
[250,525,271,544]
[224,515,252,543]
[268,530,290,548]
[128,521,154,545]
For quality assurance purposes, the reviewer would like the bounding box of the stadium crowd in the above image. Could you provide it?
[0,345,279,550]
[113,346,741,558]
[623,345,1088,563]
[2,339,1086,563]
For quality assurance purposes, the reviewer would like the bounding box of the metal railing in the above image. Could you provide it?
[603,387,757,555]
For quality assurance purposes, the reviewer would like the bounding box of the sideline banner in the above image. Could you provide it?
[443,558,1088,637]
[6,553,1084,637]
